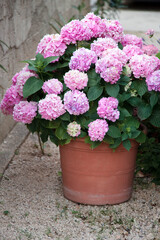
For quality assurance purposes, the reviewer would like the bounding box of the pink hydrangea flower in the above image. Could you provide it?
[81,12,106,38]
[146,70,160,92]
[88,119,109,141]
[69,48,97,72]
[60,20,92,45]
[36,34,67,61]
[129,54,160,78]
[67,121,81,137]
[16,70,38,96]
[101,48,128,65]
[42,78,63,95]
[0,85,22,115]
[13,101,37,124]
[123,45,144,60]
[145,29,154,38]
[38,94,65,120]
[97,97,120,122]
[96,56,123,84]
[91,38,117,57]
[64,70,88,90]
[121,34,143,48]
[102,19,124,42]
[64,90,89,115]
[142,44,159,56]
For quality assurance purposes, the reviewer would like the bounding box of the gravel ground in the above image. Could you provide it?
[0,134,160,240]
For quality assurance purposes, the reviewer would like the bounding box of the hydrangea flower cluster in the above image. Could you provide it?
[38,94,65,120]
[0,85,22,115]
[102,19,124,42]
[146,70,160,91]
[91,37,117,57]
[42,78,63,95]
[96,56,123,84]
[121,34,143,48]
[69,48,97,72]
[16,70,38,96]
[36,34,67,61]
[101,48,128,65]
[123,45,144,60]
[13,101,37,124]
[97,97,120,122]
[88,119,109,141]
[81,13,106,38]
[142,44,159,56]
[67,121,81,137]
[64,90,89,115]
[129,54,160,78]
[64,70,88,90]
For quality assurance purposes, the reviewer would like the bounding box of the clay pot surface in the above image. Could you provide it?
[60,138,138,205]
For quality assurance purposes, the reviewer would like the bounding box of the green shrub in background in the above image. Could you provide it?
[136,126,160,185]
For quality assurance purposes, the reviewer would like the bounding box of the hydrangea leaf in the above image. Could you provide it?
[23,77,44,98]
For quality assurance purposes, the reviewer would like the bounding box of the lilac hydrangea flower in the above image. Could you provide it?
[67,121,81,137]
[146,70,160,92]
[88,119,109,141]
[97,97,120,122]
[102,19,124,42]
[36,34,67,61]
[38,94,65,120]
[121,34,143,48]
[0,85,22,115]
[69,48,97,72]
[142,44,159,56]
[91,37,117,57]
[123,45,144,60]
[101,48,128,65]
[96,56,123,84]
[64,90,89,115]
[129,54,160,78]
[64,70,88,91]
[60,20,92,45]
[42,78,63,95]
[13,101,37,124]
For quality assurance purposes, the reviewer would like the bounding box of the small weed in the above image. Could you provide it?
[57,171,62,177]
[3,210,10,215]
[24,212,29,217]
[20,229,32,239]
[56,201,60,209]
[0,200,4,204]
[61,205,68,217]
[72,210,87,220]
[34,144,39,148]
[14,149,19,155]
[45,227,52,237]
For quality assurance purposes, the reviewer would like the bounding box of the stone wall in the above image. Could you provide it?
[0,0,90,144]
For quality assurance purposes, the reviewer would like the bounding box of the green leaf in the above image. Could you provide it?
[149,109,160,127]
[41,119,61,129]
[44,56,59,66]
[26,119,39,133]
[128,97,141,107]
[121,133,128,141]
[44,62,69,72]
[119,108,131,120]
[124,116,140,129]
[50,135,59,146]
[64,44,76,56]
[123,139,131,151]
[131,80,147,97]
[131,130,141,139]
[78,130,87,138]
[150,93,158,108]
[135,132,146,143]
[105,84,120,97]
[118,75,130,85]
[107,126,121,138]
[40,132,48,143]
[23,77,43,98]
[0,64,7,72]
[137,103,152,120]
[103,135,114,144]
[55,125,68,140]
[118,42,123,50]
[60,112,70,121]
[109,138,121,149]
[156,52,160,59]
[90,141,101,149]
[87,69,101,87]
[21,59,35,66]
[87,86,103,101]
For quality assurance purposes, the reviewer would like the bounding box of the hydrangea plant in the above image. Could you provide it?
[1,13,160,151]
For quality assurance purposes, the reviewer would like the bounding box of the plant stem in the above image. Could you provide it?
[37,132,44,155]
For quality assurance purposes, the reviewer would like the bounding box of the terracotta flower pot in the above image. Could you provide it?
[60,138,139,205]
